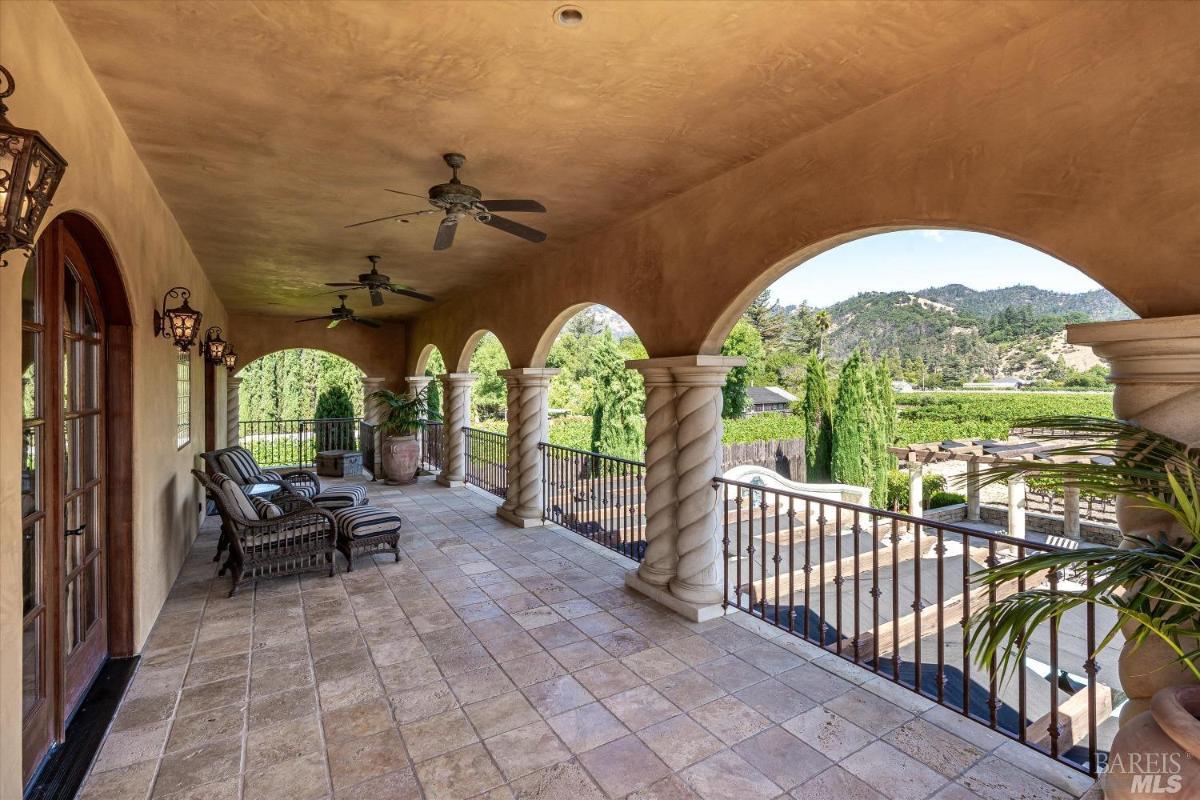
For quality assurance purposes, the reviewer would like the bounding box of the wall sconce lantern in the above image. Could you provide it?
[203,326,228,364]
[0,65,69,267]
[223,346,238,371]
[154,286,203,351]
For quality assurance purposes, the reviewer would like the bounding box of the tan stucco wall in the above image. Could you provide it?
[405,1,1200,372]
[230,313,407,390]
[1,3,228,791]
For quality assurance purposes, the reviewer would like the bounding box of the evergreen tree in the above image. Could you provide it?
[743,290,787,347]
[425,349,445,420]
[588,332,644,462]
[467,333,510,422]
[866,358,895,506]
[831,350,872,490]
[315,383,355,450]
[720,319,765,419]
[802,354,833,481]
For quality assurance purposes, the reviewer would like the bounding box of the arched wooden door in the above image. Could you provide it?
[22,219,111,782]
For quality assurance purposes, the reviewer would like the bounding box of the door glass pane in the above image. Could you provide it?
[64,577,79,652]
[63,266,78,332]
[80,415,100,486]
[22,520,39,614]
[22,617,40,715]
[65,496,83,575]
[83,558,99,635]
[82,294,99,338]
[22,329,38,420]
[22,427,40,516]
[81,340,99,410]
[63,345,73,412]
[22,253,39,322]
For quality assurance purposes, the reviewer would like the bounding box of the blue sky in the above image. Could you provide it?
[768,230,1105,308]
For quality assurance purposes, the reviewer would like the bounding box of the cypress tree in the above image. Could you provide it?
[831,350,872,490]
[802,353,833,481]
[864,355,892,506]
[589,332,644,462]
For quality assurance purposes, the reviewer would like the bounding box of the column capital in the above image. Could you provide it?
[227,375,243,388]
[438,372,478,386]
[405,374,433,391]
[497,367,560,386]
[1068,314,1200,384]
[361,375,387,388]
[626,355,746,387]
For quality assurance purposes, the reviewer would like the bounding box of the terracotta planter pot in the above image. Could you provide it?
[1103,685,1200,800]
[382,434,420,485]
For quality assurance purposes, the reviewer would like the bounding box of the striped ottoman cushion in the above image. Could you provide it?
[334,507,402,539]
[312,484,368,510]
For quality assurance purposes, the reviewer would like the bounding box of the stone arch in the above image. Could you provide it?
[699,224,1107,355]
[456,329,511,373]
[235,346,367,380]
[531,301,644,368]
[414,343,446,376]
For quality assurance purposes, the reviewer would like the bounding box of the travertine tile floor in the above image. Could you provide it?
[79,477,1096,800]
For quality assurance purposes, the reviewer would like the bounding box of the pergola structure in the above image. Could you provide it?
[889,439,1107,539]
[3,1,1200,796]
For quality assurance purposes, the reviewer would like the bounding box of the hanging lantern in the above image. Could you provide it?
[204,326,228,364]
[154,286,203,351]
[0,65,68,267]
[223,346,238,370]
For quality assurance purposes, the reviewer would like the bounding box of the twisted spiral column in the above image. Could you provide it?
[404,374,432,400]
[501,373,522,513]
[495,369,558,521]
[634,367,679,586]
[437,373,475,486]
[668,358,742,605]
[226,376,242,447]
[1071,317,1200,726]
[361,377,387,478]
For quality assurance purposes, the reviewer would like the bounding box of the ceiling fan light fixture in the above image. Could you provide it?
[554,5,584,27]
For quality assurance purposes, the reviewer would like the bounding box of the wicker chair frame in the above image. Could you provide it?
[193,469,336,596]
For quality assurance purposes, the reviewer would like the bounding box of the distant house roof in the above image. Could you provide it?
[891,380,914,392]
[747,386,798,405]
[965,375,1031,388]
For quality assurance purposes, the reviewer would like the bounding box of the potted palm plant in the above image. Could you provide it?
[369,387,427,485]
[962,416,1200,798]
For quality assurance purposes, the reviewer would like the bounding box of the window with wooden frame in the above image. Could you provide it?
[176,351,191,448]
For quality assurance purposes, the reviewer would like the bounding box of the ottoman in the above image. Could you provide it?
[333,506,403,570]
[312,483,369,511]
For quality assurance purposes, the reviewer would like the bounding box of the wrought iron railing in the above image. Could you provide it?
[359,421,378,479]
[420,420,444,472]
[713,476,1109,776]
[464,427,507,498]
[540,443,646,561]
[237,418,361,468]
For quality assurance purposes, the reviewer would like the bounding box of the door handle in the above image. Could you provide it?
[65,524,87,538]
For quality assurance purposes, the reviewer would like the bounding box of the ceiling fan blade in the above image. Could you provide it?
[386,285,436,303]
[481,214,547,243]
[386,189,431,201]
[370,288,384,307]
[352,317,382,328]
[328,319,342,329]
[295,316,337,323]
[481,199,546,213]
[433,218,457,251]
[324,282,365,288]
[344,210,434,229]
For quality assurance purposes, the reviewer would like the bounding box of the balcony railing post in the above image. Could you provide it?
[495,368,558,527]
[626,362,679,588]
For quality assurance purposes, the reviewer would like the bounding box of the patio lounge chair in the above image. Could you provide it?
[202,445,369,510]
[194,469,337,595]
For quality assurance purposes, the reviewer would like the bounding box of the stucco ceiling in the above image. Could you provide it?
[54,0,1067,320]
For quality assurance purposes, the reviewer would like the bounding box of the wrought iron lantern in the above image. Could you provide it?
[223,346,238,370]
[0,65,68,267]
[154,286,203,351]
[203,326,228,364]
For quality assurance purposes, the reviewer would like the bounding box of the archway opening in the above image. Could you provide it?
[540,304,647,461]
[417,345,447,420]
[460,332,510,424]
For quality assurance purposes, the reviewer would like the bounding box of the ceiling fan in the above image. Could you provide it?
[323,255,435,307]
[345,153,547,251]
[294,295,380,329]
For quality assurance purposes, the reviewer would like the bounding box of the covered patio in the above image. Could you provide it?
[3,1,1200,797]
[80,478,1089,800]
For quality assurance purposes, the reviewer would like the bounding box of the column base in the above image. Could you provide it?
[625,570,734,623]
[437,476,466,488]
[635,561,674,587]
[497,507,546,528]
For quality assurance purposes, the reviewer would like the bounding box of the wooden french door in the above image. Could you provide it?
[22,220,109,783]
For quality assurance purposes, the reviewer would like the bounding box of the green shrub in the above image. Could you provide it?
[885,469,947,510]
[928,491,966,509]
[315,385,355,451]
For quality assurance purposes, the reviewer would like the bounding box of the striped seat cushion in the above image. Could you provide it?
[312,484,368,510]
[218,447,262,485]
[213,473,258,525]
[334,506,402,539]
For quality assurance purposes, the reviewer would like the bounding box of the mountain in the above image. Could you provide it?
[916,284,1134,321]
[816,285,1134,384]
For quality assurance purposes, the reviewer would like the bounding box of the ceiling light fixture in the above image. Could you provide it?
[553,5,584,27]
